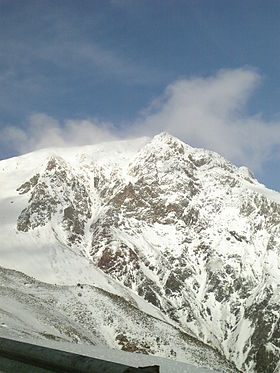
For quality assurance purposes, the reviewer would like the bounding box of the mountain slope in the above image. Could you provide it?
[0,133,279,372]
[0,266,236,372]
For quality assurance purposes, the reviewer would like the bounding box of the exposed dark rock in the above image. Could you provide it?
[16,174,40,194]
[17,156,92,246]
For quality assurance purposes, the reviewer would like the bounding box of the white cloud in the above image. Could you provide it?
[1,114,118,154]
[131,68,280,171]
[2,68,280,174]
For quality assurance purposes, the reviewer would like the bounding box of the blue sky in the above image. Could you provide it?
[1,0,280,191]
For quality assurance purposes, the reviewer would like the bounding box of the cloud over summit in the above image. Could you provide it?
[133,68,264,167]
[1,114,118,155]
[2,68,280,174]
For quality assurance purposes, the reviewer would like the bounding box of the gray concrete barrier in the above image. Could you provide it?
[0,337,160,373]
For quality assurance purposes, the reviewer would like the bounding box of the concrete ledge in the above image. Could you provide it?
[0,337,159,373]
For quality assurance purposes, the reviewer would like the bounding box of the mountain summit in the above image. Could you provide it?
[0,133,279,372]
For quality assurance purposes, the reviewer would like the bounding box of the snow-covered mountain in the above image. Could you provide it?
[0,132,279,372]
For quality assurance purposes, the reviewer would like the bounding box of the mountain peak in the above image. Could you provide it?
[153,131,184,146]
[142,132,191,158]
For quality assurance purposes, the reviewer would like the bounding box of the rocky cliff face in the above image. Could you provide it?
[3,133,280,372]
[17,156,93,245]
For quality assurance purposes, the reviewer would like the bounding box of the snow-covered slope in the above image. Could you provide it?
[0,266,235,373]
[0,133,279,372]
